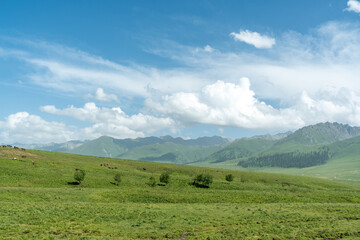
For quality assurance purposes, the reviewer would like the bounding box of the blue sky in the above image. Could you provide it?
[1,0,360,143]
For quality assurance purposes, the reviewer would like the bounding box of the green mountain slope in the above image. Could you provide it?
[1,147,360,239]
[69,135,229,163]
[69,136,127,157]
[192,123,360,182]
[120,142,224,164]
[201,135,360,183]
[203,138,277,163]
[268,122,360,153]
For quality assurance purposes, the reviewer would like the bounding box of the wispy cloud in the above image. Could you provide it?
[230,30,275,49]
[2,20,360,142]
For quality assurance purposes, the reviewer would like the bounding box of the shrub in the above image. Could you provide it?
[148,176,156,187]
[159,172,170,185]
[225,174,234,183]
[114,173,122,186]
[74,169,86,184]
[192,174,213,188]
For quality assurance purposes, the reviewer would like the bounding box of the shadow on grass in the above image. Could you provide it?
[110,182,119,186]
[67,181,80,185]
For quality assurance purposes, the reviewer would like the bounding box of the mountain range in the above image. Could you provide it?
[16,122,360,182]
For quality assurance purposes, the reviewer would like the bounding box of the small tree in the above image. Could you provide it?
[225,174,234,183]
[148,176,156,187]
[114,173,122,186]
[159,172,170,185]
[74,169,86,184]
[192,174,213,188]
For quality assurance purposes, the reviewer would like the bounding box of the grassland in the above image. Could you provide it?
[1,148,360,239]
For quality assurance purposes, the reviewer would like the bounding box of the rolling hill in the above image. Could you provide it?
[1,147,359,239]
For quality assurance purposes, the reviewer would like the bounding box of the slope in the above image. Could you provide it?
[202,138,277,163]
[268,122,360,153]
[1,147,360,239]
[69,136,127,157]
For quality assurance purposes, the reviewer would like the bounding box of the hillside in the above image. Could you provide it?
[202,138,277,164]
[190,123,360,182]
[69,135,229,163]
[196,135,360,183]
[268,122,360,152]
[1,147,360,239]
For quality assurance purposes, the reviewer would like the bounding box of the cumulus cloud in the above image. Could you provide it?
[0,112,75,144]
[146,78,360,130]
[41,102,176,139]
[230,30,275,48]
[346,0,360,13]
[146,78,303,130]
[87,88,119,102]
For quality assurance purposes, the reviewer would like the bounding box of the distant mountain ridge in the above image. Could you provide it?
[67,135,230,163]
[14,122,360,172]
[278,122,360,145]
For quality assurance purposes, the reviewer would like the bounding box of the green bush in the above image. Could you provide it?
[148,176,156,187]
[159,172,170,184]
[192,174,213,188]
[114,173,122,186]
[225,174,234,183]
[74,169,86,184]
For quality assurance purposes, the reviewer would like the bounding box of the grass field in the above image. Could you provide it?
[1,148,360,239]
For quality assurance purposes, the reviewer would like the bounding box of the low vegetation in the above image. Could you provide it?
[114,173,122,186]
[159,172,170,185]
[191,173,213,188]
[73,169,86,184]
[0,147,359,239]
[225,173,234,183]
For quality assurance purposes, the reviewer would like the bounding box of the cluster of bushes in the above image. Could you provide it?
[73,168,235,189]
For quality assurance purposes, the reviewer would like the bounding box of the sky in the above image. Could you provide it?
[1,0,360,144]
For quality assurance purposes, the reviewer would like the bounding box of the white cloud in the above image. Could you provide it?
[7,22,360,105]
[0,112,75,144]
[41,102,176,139]
[230,30,275,49]
[146,78,360,130]
[3,21,360,135]
[87,88,119,102]
[346,0,360,13]
[146,78,303,130]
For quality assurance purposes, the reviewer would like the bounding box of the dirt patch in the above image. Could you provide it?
[0,149,41,159]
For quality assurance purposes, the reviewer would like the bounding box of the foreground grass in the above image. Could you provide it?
[1,148,360,239]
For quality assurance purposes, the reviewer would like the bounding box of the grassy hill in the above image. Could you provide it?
[1,147,360,239]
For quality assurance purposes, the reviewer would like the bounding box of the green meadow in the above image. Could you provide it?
[1,148,360,239]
